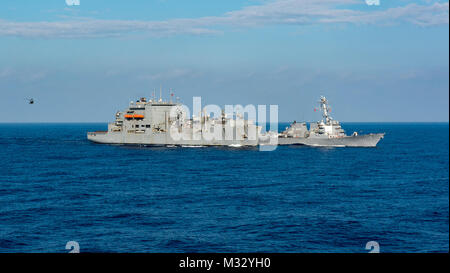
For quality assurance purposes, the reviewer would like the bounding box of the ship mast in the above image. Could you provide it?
[319,96,332,124]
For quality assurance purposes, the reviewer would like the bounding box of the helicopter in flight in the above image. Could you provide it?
[26,98,34,104]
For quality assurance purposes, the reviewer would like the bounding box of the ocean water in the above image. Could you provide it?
[0,123,448,253]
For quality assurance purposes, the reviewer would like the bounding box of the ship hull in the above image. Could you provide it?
[277,133,385,147]
[87,132,258,146]
[89,132,384,147]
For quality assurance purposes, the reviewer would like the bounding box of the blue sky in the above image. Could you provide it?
[0,0,448,122]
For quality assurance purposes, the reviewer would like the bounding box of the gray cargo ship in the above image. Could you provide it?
[87,95,384,147]
[87,96,261,146]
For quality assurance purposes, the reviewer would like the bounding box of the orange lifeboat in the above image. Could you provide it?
[124,114,144,119]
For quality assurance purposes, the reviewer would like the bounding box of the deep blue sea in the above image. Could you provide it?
[0,123,448,253]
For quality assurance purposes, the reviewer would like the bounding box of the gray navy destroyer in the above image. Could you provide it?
[276,96,385,147]
[87,95,384,147]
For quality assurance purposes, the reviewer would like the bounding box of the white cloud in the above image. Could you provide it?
[0,68,47,82]
[0,68,14,78]
[0,1,448,38]
[138,69,202,81]
[318,2,449,26]
[0,18,219,38]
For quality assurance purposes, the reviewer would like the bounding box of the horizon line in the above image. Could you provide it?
[0,121,448,124]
